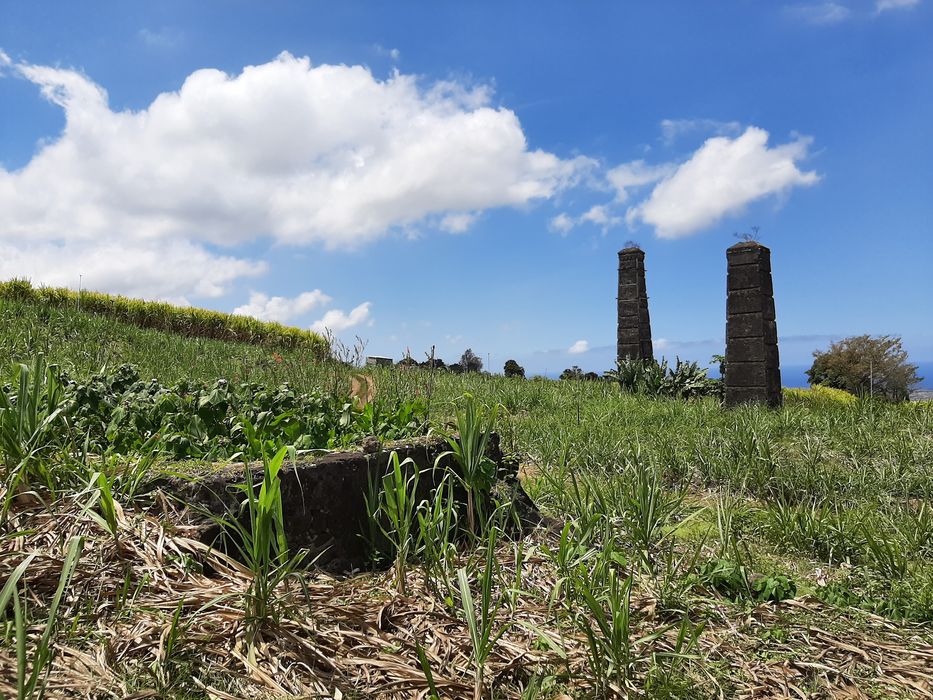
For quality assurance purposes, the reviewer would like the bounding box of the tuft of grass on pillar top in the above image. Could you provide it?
[0,278,328,352]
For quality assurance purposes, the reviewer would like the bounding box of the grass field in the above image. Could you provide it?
[2,297,933,698]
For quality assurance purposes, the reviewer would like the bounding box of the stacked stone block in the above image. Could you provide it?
[724,242,782,408]
[617,247,653,362]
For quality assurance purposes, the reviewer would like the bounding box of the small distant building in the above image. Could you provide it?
[366,356,393,367]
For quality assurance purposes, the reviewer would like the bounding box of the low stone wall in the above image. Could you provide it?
[158,433,539,573]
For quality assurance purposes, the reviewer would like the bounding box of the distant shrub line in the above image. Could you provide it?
[0,279,328,352]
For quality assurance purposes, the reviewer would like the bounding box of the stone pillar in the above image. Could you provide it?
[617,247,653,362]
[725,242,782,407]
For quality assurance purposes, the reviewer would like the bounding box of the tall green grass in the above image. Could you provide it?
[5,295,933,629]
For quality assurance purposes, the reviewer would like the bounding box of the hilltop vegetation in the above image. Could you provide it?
[0,279,328,351]
[2,297,933,698]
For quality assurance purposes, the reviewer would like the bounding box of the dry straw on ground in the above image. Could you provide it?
[2,492,933,698]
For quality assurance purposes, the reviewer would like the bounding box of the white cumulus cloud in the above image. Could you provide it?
[233,290,331,322]
[0,51,588,300]
[1,52,587,247]
[0,238,265,306]
[568,339,589,354]
[626,127,819,239]
[311,302,372,334]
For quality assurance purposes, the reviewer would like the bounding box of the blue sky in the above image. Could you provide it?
[1,1,931,382]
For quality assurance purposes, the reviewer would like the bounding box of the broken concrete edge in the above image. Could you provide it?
[149,432,545,574]
[156,433,450,483]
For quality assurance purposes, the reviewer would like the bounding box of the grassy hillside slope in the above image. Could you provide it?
[0,279,327,351]
[1,295,328,388]
[3,296,933,698]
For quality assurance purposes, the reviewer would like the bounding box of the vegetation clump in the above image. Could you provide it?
[458,348,484,373]
[807,334,921,401]
[784,384,857,406]
[2,358,427,466]
[605,357,721,399]
[503,359,525,378]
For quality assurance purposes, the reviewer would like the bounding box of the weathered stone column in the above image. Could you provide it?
[617,247,653,362]
[724,242,782,407]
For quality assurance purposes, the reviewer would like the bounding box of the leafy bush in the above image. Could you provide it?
[503,360,525,379]
[605,357,721,399]
[0,278,328,352]
[3,360,428,461]
[697,558,796,602]
[807,334,921,402]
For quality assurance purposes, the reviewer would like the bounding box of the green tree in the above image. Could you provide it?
[807,335,921,402]
[560,365,584,381]
[460,349,483,373]
[503,359,525,378]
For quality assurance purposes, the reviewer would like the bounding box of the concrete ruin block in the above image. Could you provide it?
[617,247,653,362]
[726,338,780,365]
[726,312,776,339]
[724,242,782,408]
[159,435,542,574]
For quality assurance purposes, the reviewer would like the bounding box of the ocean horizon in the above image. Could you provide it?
[537,361,933,390]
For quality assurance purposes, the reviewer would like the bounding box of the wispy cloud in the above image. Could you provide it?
[549,204,622,235]
[373,44,401,61]
[875,0,920,12]
[785,0,921,24]
[568,339,590,354]
[785,2,852,25]
[549,213,575,235]
[138,27,184,49]
[439,212,477,233]
[606,160,673,203]
[659,118,743,146]
[580,205,621,231]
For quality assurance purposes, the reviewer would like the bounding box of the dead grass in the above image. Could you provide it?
[2,491,933,699]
